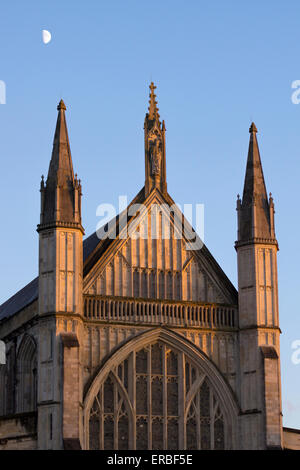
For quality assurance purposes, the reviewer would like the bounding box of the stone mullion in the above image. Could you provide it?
[148,211,153,296]
[17,355,23,413]
[128,351,136,450]
[103,269,107,296]
[111,260,115,297]
[132,238,136,292]
[147,270,150,299]
[114,379,118,449]
[209,387,214,449]
[169,230,173,273]
[157,212,162,272]
[189,265,192,301]
[170,235,178,299]
[113,257,117,297]
[182,269,186,301]
[137,238,141,296]
[196,373,201,449]
[178,352,185,449]
[120,255,124,297]
[143,229,148,272]
[147,212,151,270]
[88,327,92,371]
[162,228,165,273]
[162,344,167,449]
[96,328,100,366]
[130,241,134,297]
[106,326,111,356]
[225,336,229,380]
[155,210,159,282]
[148,346,152,449]
[100,385,104,449]
[138,268,142,298]
[195,265,199,301]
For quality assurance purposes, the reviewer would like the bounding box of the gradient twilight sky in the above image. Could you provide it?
[0,1,300,429]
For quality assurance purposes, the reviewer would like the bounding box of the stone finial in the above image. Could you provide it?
[57,99,66,111]
[249,122,258,134]
[148,82,160,120]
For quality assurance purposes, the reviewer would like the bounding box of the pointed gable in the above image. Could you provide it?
[83,189,237,305]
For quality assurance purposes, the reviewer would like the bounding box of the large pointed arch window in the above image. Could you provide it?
[87,340,227,450]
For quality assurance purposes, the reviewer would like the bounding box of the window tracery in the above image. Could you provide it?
[88,341,226,450]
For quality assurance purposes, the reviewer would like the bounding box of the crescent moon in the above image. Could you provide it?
[42,30,52,44]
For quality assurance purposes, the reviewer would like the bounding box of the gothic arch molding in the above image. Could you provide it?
[83,327,239,450]
[16,334,37,413]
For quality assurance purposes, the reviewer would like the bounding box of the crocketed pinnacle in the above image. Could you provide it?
[239,122,271,240]
[148,82,160,122]
[47,99,74,188]
[41,100,77,225]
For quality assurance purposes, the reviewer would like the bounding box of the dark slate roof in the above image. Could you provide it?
[0,232,103,322]
[0,277,39,322]
[0,233,96,322]
[83,230,101,261]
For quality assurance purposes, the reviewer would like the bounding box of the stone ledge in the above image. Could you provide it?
[261,345,278,359]
[61,332,79,348]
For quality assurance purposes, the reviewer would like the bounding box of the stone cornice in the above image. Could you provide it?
[239,325,281,333]
[37,221,85,234]
[84,293,238,309]
[235,237,278,250]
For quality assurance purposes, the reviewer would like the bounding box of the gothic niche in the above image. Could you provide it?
[16,335,37,414]
[87,341,227,450]
[148,129,162,176]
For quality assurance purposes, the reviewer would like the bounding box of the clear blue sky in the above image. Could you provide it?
[0,0,299,429]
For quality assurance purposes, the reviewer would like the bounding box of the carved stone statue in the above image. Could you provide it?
[150,138,162,176]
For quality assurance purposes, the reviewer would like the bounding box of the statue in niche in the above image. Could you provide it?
[149,136,162,176]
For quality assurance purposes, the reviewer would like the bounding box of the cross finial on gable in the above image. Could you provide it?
[148,81,160,121]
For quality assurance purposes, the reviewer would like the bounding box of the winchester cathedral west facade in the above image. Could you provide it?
[0,83,299,450]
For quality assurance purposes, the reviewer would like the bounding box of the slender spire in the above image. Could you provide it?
[46,99,74,189]
[38,100,83,230]
[237,122,275,242]
[242,122,267,208]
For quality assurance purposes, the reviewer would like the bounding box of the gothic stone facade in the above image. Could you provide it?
[0,85,288,450]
